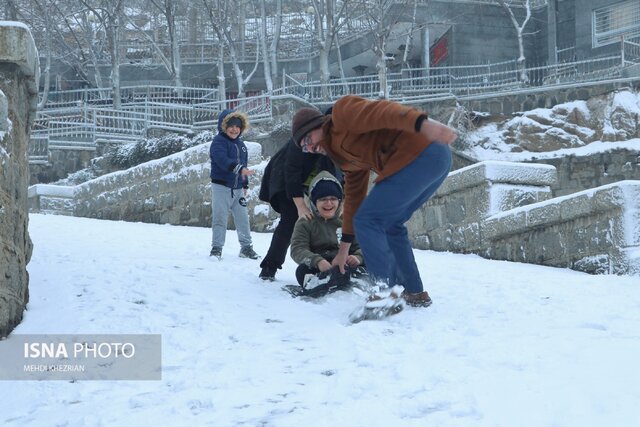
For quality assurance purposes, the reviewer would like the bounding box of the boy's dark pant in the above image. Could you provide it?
[295,264,321,286]
[260,193,298,271]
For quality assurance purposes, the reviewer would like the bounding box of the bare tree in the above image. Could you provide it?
[496,0,532,83]
[8,1,99,99]
[70,7,109,91]
[202,0,259,99]
[3,0,19,19]
[256,0,273,92]
[250,0,283,91]
[306,0,353,101]
[79,0,126,108]
[125,0,184,89]
[402,0,419,67]
[32,0,55,108]
[269,0,282,84]
[10,0,55,107]
[357,0,413,98]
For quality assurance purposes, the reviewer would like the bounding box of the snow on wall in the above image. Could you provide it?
[27,184,76,198]
[0,89,7,160]
[29,140,268,228]
[483,180,640,275]
[27,146,640,275]
[440,160,556,196]
[464,89,640,163]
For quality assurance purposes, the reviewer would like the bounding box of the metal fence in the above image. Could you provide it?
[30,89,272,164]
[30,44,639,164]
[280,51,633,104]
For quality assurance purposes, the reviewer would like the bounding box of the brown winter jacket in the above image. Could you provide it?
[318,95,432,240]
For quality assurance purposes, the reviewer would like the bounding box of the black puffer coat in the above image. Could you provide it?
[259,138,339,213]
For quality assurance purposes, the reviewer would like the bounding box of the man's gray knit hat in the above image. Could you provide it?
[291,107,326,146]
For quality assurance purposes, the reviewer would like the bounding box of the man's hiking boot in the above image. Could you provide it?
[367,286,433,308]
[239,246,260,260]
[402,290,432,308]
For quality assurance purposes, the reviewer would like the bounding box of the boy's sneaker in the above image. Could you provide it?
[239,246,260,260]
[402,290,432,308]
[209,247,222,259]
[259,266,277,281]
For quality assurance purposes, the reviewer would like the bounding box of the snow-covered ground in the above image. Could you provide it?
[2,214,640,426]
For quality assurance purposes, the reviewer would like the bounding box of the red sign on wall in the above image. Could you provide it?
[430,32,449,66]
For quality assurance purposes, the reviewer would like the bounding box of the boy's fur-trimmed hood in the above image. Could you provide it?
[217,109,250,136]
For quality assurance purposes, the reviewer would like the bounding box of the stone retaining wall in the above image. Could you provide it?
[30,141,276,231]
[456,79,640,116]
[411,161,640,275]
[483,181,640,275]
[527,148,640,197]
[29,148,640,276]
[409,161,557,252]
[0,22,38,338]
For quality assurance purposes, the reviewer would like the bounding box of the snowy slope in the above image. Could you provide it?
[2,214,640,427]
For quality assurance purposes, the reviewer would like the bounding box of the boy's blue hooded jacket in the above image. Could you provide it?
[209,109,250,189]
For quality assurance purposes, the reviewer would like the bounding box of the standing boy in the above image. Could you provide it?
[209,109,259,260]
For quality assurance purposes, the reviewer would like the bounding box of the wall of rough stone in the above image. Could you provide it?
[456,79,640,117]
[525,149,640,197]
[408,161,557,252]
[482,181,640,275]
[29,151,640,276]
[0,22,38,338]
[29,148,94,184]
[412,162,640,275]
[30,141,277,232]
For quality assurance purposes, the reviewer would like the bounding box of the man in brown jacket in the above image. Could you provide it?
[290,95,457,307]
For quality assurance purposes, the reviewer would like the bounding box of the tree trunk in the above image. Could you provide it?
[258,0,273,92]
[319,44,331,101]
[217,48,227,105]
[269,0,282,83]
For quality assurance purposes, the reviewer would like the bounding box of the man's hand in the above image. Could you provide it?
[345,255,361,267]
[240,167,254,177]
[331,242,352,274]
[421,118,458,145]
[293,197,313,220]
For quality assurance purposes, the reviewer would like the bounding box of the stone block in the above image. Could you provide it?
[536,230,566,262]
[410,235,430,250]
[527,203,561,229]
[1,22,39,337]
[0,23,39,79]
[625,209,640,246]
[428,228,452,251]
[450,225,467,251]
[445,196,468,224]
[462,222,482,250]
[483,210,527,240]
[559,193,592,221]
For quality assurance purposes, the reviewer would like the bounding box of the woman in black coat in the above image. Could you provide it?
[258,138,339,281]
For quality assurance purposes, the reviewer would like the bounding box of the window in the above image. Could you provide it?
[593,0,640,47]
